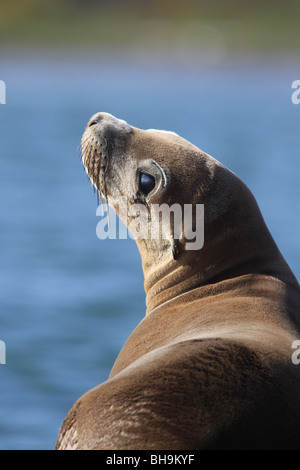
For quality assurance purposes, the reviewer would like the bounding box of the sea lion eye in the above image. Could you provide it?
[138,171,155,195]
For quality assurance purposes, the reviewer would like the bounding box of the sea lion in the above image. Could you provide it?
[56,112,300,450]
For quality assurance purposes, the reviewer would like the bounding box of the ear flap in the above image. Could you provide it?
[170,236,180,261]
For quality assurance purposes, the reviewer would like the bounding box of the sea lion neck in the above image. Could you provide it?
[141,165,297,315]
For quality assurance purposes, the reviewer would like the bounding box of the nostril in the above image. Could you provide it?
[89,119,99,127]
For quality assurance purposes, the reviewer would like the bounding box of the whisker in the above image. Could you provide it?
[81,143,90,160]
[80,139,88,155]
[82,144,91,164]
[88,146,96,186]
[102,155,110,228]
[80,135,109,210]
[98,151,104,207]
[77,142,82,158]
[92,147,97,185]
[84,146,93,177]
[79,137,90,154]
[81,135,92,145]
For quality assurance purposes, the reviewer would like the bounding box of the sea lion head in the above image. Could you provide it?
[81,112,293,313]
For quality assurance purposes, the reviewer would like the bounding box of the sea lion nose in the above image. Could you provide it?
[86,112,132,145]
[89,114,103,127]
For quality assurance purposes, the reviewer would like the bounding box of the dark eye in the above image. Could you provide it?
[138,171,155,195]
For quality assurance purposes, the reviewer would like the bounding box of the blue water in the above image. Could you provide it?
[0,54,299,449]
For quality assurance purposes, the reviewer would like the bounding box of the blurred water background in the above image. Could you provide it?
[0,0,300,449]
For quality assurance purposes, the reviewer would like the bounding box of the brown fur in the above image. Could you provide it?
[56,113,300,450]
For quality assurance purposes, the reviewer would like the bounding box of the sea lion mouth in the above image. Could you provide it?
[80,132,109,203]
